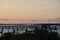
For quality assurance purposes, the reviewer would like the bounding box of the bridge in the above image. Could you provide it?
[0,23,60,37]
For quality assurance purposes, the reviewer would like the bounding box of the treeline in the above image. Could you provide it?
[0,26,60,40]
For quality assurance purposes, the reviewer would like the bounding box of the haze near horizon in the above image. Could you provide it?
[0,0,60,23]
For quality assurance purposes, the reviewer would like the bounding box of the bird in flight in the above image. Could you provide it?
[40,4,43,7]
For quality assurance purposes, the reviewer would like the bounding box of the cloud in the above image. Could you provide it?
[0,18,14,21]
[0,18,60,24]
[44,18,60,23]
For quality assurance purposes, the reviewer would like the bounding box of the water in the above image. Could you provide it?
[0,25,60,37]
[0,29,26,37]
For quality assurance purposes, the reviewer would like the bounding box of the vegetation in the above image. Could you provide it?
[0,25,60,40]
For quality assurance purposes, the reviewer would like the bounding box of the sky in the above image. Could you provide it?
[0,0,60,23]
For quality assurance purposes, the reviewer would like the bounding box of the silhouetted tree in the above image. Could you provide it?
[0,24,60,40]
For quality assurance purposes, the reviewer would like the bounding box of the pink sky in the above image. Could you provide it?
[0,0,60,23]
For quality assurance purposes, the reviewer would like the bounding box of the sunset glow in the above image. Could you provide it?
[0,0,60,23]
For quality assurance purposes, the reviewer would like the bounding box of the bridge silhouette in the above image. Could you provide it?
[0,23,60,37]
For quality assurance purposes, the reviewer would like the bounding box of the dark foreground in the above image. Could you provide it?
[0,26,60,40]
